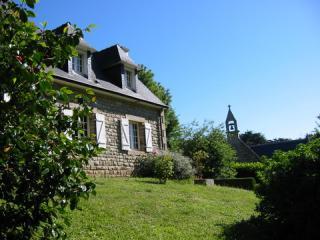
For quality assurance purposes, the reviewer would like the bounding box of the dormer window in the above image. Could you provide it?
[72,54,83,73]
[125,70,134,90]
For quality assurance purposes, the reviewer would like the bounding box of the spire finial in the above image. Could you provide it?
[228,104,231,110]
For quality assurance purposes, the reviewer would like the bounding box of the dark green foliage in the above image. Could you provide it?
[192,150,208,178]
[153,154,174,184]
[0,1,99,239]
[179,121,236,179]
[240,130,267,145]
[255,139,320,239]
[215,178,256,190]
[269,137,291,142]
[171,152,194,179]
[311,114,320,139]
[232,162,264,182]
[137,65,181,150]
[133,156,155,177]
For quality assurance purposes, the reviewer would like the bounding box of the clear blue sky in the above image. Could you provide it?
[33,0,320,140]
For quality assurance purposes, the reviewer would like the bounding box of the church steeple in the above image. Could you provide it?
[226,105,239,135]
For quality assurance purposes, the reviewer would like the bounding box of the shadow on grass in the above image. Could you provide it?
[220,216,276,240]
[221,215,318,240]
[134,178,162,185]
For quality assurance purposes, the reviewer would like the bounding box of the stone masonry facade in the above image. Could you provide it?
[52,25,167,177]
[85,93,164,177]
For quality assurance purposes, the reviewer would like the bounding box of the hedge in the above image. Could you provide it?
[231,162,264,182]
[214,177,256,190]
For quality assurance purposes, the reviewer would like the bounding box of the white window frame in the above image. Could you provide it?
[125,70,133,89]
[72,54,83,73]
[79,116,90,137]
[129,121,140,150]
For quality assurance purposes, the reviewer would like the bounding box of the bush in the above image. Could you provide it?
[172,152,194,179]
[256,139,320,239]
[0,1,98,239]
[214,178,256,190]
[154,154,174,184]
[134,152,194,180]
[179,121,237,179]
[192,150,208,178]
[232,162,264,182]
[133,156,155,177]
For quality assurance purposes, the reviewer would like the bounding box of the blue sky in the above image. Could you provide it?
[33,0,320,139]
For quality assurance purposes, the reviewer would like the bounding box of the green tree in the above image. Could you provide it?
[0,1,99,239]
[312,114,320,139]
[256,139,320,239]
[138,65,181,150]
[270,137,291,142]
[240,130,267,145]
[180,121,236,178]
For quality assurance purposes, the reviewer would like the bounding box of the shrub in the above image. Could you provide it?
[179,121,237,179]
[0,1,99,239]
[192,150,208,178]
[256,139,320,239]
[214,178,256,190]
[133,156,155,177]
[154,154,174,184]
[172,152,194,179]
[134,152,194,180]
[232,162,264,182]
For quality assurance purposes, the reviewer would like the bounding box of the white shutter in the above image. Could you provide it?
[145,122,153,152]
[121,118,130,151]
[95,113,107,148]
[132,75,137,91]
[62,109,73,140]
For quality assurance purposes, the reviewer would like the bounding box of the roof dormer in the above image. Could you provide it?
[68,38,96,80]
[92,44,138,91]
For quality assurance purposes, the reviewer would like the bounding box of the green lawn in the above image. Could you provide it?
[65,178,257,240]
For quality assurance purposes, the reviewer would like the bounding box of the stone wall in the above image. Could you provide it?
[85,93,164,177]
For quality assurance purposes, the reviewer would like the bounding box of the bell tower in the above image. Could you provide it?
[225,105,239,137]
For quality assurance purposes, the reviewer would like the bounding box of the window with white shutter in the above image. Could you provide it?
[95,113,107,148]
[121,118,130,151]
[144,122,153,152]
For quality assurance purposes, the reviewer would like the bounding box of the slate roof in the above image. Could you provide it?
[52,67,167,108]
[251,138,308,157]
[226,105,237,123]
[53,22,96,52]
[51,23,166,108]
[93,44,137,68]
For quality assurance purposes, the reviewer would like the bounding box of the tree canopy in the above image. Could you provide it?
[0,1,99,238]
[179,121,236,178]
[256,138,320,239]
[240,130,267,145]
[138,65,181,150]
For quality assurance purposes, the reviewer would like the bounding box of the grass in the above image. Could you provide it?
[65,178,258,240]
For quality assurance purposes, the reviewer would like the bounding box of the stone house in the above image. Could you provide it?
[52,24,167,176]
